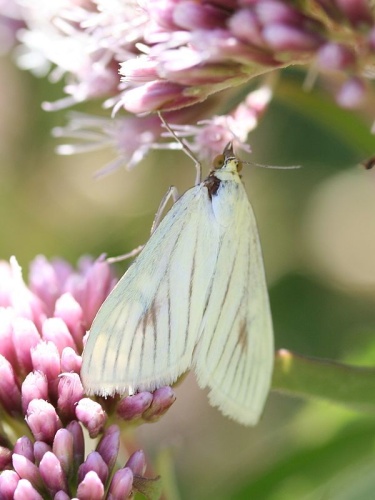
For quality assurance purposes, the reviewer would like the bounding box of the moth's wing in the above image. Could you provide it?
[81,185,220,396]
[193,182,273,425]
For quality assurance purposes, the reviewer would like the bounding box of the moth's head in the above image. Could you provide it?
[212,142,243,174]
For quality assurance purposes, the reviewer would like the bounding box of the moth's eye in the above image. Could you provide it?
[213,154,225,169]
[237,160,243,172]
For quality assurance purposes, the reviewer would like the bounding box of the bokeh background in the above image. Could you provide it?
[2,50,375,500]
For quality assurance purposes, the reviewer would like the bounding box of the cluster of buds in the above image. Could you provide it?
[1,0,375,173]
[117,0,373,113]
[0,256,175,499]
[0,426,147,499]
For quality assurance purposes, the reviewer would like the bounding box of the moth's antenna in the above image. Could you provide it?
[158,112,202,184]
[243,161,301,170]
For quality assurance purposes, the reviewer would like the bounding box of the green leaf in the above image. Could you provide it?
[276,76,375,155]
[273,349,375,412]
[231,418,375,500]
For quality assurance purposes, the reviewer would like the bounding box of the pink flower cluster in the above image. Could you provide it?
[0,256,175,499]
[0,426,144,499]
[2,0,374,174]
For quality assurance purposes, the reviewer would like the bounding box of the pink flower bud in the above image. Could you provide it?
[78,451,108,485]
[0,470,20,499]
[66,421,84,469]
[96,425,120,473]
[0,308,16,365]
[39,451,68,496]
[14,436,34,462]
[336,77,366,109]
[31,342,61,399]
[9,257,46,331]
[61,347,82,374]
[75,398,107,438]
[125,450,146,476]
[256,0,303,25]
[228,9,264,46]
[119,58,159,83]
[12,454,43,491]
[0,260,13,306]
[369,27,375,53]
[335,0,373,26]
[76,471,105,500]
[82,331,89,348]
[107,467,133,500]
[34,441,51,465]
[117,392,153,421]
[42,318,76,354]
[50,259,74,286]
[57,373,84,420]
[236,85,272,125]
[0,355,22,414]
[0,446,12,469]
[54,492,70,500]
[54,293,84,349]
[13,479,43,500]
[143,0,179,31]
[71,259,116,327]
[26,400,62,443]
[173,1,228,30]
[262,23,323,52]
[22,371,48,413]
[52,429,74,477]
[317,42,355,70]
[142,386,176,421]
[29,255,66,315]
[12,318,41,374]
[122,81,199,114]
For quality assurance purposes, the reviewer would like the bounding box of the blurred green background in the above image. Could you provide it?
[2,52,375,500]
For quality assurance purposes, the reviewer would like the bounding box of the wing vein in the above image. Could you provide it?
[183,223,199,352]
[205,244,239,361]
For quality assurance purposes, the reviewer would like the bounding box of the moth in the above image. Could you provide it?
[81,130,274,425]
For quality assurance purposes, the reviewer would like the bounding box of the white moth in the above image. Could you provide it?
[81,141,273,426]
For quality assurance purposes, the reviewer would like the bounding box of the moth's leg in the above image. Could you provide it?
[106,245,145,264]
[106,185,179,264]
[158,112,202,185]
[150,185,179,234]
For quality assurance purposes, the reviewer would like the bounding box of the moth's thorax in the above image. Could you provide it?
[215,157,242,181]
[204,156,242,199]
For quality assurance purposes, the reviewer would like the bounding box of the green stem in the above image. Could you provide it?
[272,349,375,413]
[156,448,181,500]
